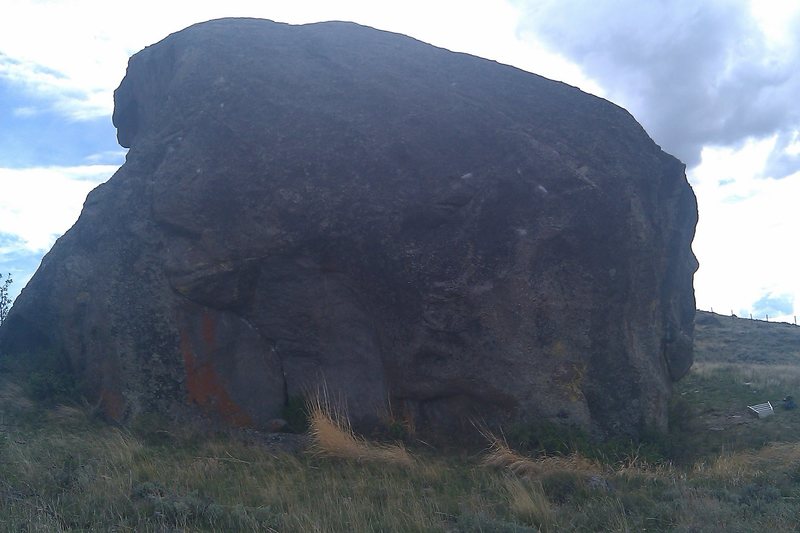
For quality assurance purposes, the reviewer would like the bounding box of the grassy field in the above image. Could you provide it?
[2,311,800,531]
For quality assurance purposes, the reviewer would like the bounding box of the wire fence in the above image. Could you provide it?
[707,308,798,326]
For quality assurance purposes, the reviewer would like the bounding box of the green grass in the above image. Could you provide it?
[670,312,800,461]
[2,312,800,531]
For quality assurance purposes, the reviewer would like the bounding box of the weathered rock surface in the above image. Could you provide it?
[0,18,698,438]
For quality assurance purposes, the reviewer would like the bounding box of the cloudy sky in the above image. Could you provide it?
[1,0,798,323]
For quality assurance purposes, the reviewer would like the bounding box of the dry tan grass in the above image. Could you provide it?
[693,454,756,487]
[46,404,89,425]
[673,489,736,531]
[691,361,800,389]
[306,392,414,467]
[693,442,800,486]
[480,428,601,477]
[480,427,686,492]
[0,379,33,410]
[504,477,555,530]
[613,448,681,482]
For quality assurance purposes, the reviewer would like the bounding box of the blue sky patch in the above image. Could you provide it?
[0,78,121,168]
[751,292,794,319]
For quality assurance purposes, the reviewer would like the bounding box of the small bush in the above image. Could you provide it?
[739,482,781,507]
[506,419,592,456]
[25,351,79,404]
[504,419,672,466]
[378,397,416,442]
[130,412,179,445]
[540,470,588,504]
[281,394,309,433]
[0,272,12,327]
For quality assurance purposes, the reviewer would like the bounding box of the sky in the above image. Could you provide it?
[1,0,798,324]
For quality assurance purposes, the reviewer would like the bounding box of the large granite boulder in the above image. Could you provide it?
[0,18,697,438]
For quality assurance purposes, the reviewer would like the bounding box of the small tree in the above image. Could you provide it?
[0,273,12,327]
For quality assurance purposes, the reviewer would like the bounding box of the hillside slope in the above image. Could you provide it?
[694,310,800,365]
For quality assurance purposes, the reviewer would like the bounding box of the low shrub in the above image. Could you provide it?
[24,350,79,405]
[281,394,309,433]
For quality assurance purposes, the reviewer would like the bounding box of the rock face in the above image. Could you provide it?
[0,18,698,438]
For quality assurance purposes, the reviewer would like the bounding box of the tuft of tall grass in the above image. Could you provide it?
[481,428,601,478]
[504,477,555,530]
[0,380,33,412]
[306,391,414,467]
[693,442,800,487]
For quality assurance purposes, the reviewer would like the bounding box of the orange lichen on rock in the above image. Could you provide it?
[179,313,252,427]
[201,311,216,346]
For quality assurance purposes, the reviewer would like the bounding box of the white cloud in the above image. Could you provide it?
[512,0,800,170]
[0,46,120,120]
[786,130,800,156]
[83,150,127,165]
[0,165,118,252]
[690,138,799,322]
[11,105,40,118]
